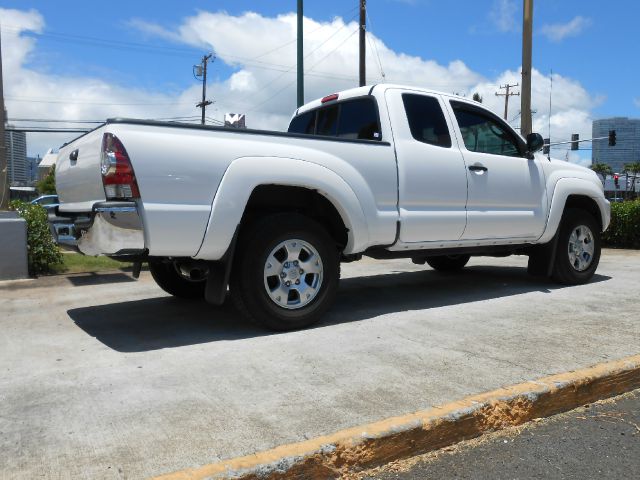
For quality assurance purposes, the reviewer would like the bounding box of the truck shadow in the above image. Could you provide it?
[67,266,610,353]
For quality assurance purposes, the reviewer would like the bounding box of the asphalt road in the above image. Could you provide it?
[1,250,639,478]
[367,389,640,480]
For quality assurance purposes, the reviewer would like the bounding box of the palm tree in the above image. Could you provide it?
[590,162,612,187]
[623,162,640,199]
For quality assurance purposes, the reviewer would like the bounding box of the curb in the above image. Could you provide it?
[153,354,640,480]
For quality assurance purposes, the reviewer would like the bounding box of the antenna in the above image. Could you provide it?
[548,69,553,160]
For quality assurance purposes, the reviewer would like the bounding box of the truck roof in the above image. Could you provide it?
[295,83,467,116]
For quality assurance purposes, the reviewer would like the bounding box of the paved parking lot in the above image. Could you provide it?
[1,249,639,479]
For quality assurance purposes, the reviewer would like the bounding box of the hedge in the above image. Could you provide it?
[9,200,63,275]
[602,199,640,249]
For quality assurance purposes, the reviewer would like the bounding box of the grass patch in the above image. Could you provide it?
[50,253,132,274]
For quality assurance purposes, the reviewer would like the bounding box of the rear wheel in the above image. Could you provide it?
[230,213,340,331]
[426,254,471,272]
[552,208,601,285]
[148,259,207,299]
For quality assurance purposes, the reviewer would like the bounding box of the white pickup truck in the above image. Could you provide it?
[55,84,610,330]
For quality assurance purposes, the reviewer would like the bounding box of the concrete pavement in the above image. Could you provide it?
[367,389,640,480]
[1,249,639,478]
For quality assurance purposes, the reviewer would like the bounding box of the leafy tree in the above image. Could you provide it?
[623,162,640,199]
[472,92,483,103]
[37,165,57,195]
[590,162,612,187]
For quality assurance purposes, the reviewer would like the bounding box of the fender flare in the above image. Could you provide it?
[194,156,369,260]
[537,177,609,244]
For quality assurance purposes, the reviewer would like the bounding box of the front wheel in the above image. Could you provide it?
[552,208,601,285]
[230,214,340,331]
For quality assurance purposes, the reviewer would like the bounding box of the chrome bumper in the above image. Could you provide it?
[56,201,145,256]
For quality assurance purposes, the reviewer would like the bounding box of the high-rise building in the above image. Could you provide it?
[592,117,640,173]
[27,155,41,182]
[4,130,28,184]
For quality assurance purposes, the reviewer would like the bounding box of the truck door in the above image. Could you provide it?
[385,90,468,242]
[447,100,547,240]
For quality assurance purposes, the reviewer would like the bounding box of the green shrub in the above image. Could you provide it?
[37,164,57,195]
[9,200,63,275]
[602,199,640,249]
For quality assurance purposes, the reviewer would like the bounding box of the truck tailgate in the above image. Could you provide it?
[56,128,107,212]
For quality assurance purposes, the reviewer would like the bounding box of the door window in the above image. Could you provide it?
[402,94,452,148]
[451,102,523,157]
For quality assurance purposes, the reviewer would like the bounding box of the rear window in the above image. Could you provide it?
[316,105,339,136]
[287,97,381,141]
[288,110,316,134]
[402,94,452,148]
[337,98,380,140]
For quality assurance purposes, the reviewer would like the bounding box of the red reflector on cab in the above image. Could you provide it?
[321,93,339,103]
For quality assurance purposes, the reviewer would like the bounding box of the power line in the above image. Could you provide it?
[4,96,193,106]
[8,118,103,123]
[240,15,359,110]
[245,27,360,113]
[365,10,385,81]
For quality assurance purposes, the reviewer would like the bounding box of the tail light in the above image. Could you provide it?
[100,132,140,199]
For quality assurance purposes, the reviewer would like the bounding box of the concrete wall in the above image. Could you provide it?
[0,212,29,280]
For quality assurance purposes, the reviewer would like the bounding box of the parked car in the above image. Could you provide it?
[30,194,59,211]
[54,84,610,330]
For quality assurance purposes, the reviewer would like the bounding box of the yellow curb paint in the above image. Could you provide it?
[152,354,640,480]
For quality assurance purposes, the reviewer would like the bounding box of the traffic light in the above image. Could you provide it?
[571,133,579,150]
[614,174,619,189]
[608,130,616,147]
[543,138,550,155]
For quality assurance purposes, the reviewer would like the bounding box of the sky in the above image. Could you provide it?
[1,0,639,163]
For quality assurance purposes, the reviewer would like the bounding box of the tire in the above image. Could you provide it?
[230,213,340,331]
[552,208,601,285]
[426,254,471,272]
[148,259,207,299]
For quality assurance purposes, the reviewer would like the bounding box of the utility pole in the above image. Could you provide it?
[297,0,304,107]
[194,54,213,125]
[521,0,534,136]
[0,25,8,210]
[495,83,520,120]
[359,0,366,87]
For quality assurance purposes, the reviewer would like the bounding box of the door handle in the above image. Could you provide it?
[468,165,488,172]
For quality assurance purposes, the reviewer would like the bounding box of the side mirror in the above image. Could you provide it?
[526,133,544,154]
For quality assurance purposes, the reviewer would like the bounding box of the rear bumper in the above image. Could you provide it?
[54,201,145,256]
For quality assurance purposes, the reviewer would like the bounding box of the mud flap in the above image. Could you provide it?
[527,231,560,277]
[204,224,240,305]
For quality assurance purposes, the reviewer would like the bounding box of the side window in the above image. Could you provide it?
[451,102,522,157]
[288,110,316,134]
[316,105,339,136]
[402,94,452,148]
[337,98,381,140]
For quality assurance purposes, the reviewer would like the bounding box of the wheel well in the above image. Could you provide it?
[241,185,349,248]
[564,195,603,231]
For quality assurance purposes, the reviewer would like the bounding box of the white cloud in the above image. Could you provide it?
[540,16,592,42]
[489,0,518,33]
[2,7,598,168]
[634,97,640,108]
